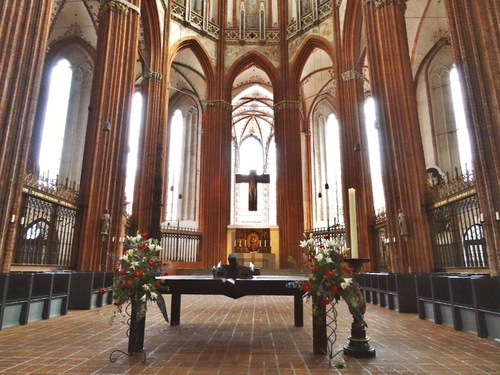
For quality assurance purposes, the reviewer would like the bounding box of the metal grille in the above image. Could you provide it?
[159,226,201,262]
[428,194,486,269]
[14,195,78,267]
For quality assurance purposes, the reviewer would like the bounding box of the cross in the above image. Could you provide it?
[235,170,270,211]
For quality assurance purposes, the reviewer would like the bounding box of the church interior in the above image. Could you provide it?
[1,0,500,373]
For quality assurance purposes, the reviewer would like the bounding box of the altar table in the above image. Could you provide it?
[156,275,306,327]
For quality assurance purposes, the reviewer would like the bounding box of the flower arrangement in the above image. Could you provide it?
[293,233,367,327]
[110,232,169,324]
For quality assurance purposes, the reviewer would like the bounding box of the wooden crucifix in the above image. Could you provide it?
[235,170,270,211]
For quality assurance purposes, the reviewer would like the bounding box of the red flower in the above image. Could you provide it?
[321,297,330,306]
[137,242,146,250]
[148,260,156,267]
[98,287,105,295]
[338,253,344,258]
[140,232,149,239]
[343,266,353,274]
[154,281,162,290]
[133,269,143,278]
[124,278,132,287]
[331,285,340,294]
[302,282,312,292]
[311,265,318,273]
[325,269,334,278]
[308,255,314,262]
[119,268,126,276]
[113,300,121,306]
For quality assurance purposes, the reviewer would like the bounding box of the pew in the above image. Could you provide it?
[388,273,418,313]
[471,276,500,340]
[0,273,34,329]
[375,273,388,308]
[29,273,54,322]
[415,274,434,321]
[448,276,477,334]
[68,271,104,309]
[429,275,453,327]
[50,272,71,317]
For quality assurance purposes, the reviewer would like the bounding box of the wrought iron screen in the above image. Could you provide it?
[159,226,201,262]
[14,195,78,267]
[427,194,486,269]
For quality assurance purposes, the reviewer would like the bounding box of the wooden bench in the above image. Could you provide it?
[50,272,71,317]
[67,271,114,310]
[471,276,500,339]
[0,273,34,329]
[429,275,453,327]
[28,273,54,322]
[415,273,434,321]
[448,275,477,334]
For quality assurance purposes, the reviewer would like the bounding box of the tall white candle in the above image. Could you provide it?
[348,188,358,258]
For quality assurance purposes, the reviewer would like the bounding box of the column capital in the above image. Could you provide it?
[341,70,364,81]
[143,71,163,81]
[205,100,233,111]
[364,0,406,13]
[274,100,300,112]
[100,0,140,16]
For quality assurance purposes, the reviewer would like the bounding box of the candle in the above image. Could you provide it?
[496,212,500,221]
[264,240,267,247]
[348,188,358,258]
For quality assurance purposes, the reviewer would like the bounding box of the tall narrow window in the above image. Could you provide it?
[324,114,343,225]
[39,59,72,177]
[365,97,385,212]
[166,109,184,221]
[450,65,472,172]
[125,92,143,214]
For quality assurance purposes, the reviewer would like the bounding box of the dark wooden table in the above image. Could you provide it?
[156,275,306,327]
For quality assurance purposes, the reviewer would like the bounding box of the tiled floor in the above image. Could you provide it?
[1,294,500,374]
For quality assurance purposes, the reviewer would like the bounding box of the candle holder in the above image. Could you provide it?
[342,258,376,358]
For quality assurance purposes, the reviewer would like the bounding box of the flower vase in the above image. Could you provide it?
[312,296,327,355]
[127,300,146,356]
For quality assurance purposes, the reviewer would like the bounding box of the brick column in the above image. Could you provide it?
[443,0,500,275]
[0,1,54,272]
[362,0,432,272]
[78,0,141,270]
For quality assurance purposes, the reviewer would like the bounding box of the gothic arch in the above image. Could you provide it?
[225,50,280,97]
[168,37,216,100]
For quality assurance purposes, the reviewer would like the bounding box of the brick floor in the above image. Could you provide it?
[1,295,500,374]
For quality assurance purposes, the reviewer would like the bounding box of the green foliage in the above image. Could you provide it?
[110,232,169,323]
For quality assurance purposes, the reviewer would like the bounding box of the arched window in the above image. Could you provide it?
[450,65,472,172]
[166,109,184,222]
[125,92,143,214]
[364,97,385,212]
[312,111,343,228]
[239,136,263,174]
[422,45,472,176]
[39,59,72,177]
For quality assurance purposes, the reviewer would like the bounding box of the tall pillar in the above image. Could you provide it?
[133,69,167,241]
[274,1,305,269]
[0,1,54,272]
[199,101,233,268]
[362,0,432,272]
[78,0,141,271]
[443,1,500,275]
[334,0,376,265]
[198,1,230,269]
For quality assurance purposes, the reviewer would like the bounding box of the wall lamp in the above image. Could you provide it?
[102,120,111,132]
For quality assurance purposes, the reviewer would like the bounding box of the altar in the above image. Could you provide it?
[231,227,277,269]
